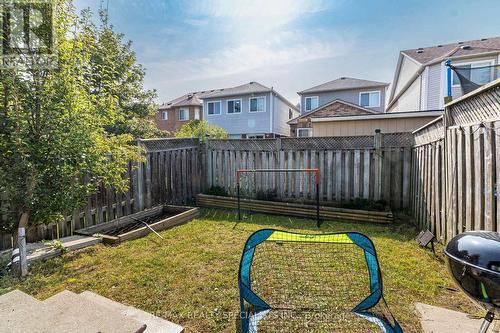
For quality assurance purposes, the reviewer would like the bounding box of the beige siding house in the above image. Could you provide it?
[311,111,442,137]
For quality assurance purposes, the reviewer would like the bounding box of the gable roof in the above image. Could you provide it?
[388,36,500,110]
[200,82,272,98]
[401,36,500,66]
[159,93,204,110]
[298,77,389,95]
[160,82,299,112]
[288,99,378,124]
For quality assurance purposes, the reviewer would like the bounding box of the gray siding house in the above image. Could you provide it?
[387,36,500,112]
[297,77,389,115]
[201,82,299,138]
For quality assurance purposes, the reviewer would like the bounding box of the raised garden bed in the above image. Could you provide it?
[76,205,199,244]
[196,194,393,224]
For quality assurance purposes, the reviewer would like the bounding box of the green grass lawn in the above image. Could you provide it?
[0,209,475,332]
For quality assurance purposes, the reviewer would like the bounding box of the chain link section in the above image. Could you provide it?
[382,133,415,147]
[138,138,200,152]
[207,139,279,151]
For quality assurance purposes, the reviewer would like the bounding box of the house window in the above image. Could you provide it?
[249,97,265,112]
[179,108,189,121]
[452,61,494,86]
[248,134,265,139]
[289,109,293,119]
[297,128,312,137]
[194,109,200,120]
[359,91,380,108]
[304,96,319,112]
[207,101,221,115]
[161,111,168,120]
[227,99,242,114]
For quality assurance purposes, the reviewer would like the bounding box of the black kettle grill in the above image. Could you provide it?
[444,231,500,333]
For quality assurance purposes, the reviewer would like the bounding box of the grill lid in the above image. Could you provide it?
[444,231,500,274]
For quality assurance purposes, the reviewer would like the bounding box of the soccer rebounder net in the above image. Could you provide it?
[236,168,321,227]
[238,229,403,333]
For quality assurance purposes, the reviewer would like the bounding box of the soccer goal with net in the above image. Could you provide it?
[238,229,403,333]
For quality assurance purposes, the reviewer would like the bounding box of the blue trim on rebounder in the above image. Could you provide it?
[238,230,274,332]
[348,233,403,333]
[238,230,403,333]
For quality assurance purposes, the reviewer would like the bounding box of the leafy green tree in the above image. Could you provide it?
[79,10,162,138]
[175,120,228,143]
[0,1,145,276]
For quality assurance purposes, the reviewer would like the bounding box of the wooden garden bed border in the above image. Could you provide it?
[76,205,199,244]
[196,194,393,224]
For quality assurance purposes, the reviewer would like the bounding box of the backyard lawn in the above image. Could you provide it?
[0,208,475,333]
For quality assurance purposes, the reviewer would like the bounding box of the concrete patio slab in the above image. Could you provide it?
[416,302,497,333]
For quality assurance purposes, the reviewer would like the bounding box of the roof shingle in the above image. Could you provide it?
[298,77,389,95]
[401,36,500,65]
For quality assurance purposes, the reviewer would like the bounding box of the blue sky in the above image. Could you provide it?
[75,0,500,104]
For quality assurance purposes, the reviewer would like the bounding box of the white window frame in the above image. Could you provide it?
[359,90,381,108]
[304,96,319,112]
[297,128,312,137]
[207,101,221,116]
[178,108,189,121]
[161,111,168,120]
[194,108,200,120]
[451,59,495,87]
[249,96,266,113]
[226,99,242,114]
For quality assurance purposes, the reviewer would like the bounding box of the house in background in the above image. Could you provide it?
[290,77,389,137]
[155,93,203,134]
[307,110,441,137]
[298,77,389,115]
[155,82,298,138]
[387,36,500,112]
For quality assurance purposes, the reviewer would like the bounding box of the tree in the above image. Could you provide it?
[0,1,145,276]
[175,120,228,143]
[79,10,162,139]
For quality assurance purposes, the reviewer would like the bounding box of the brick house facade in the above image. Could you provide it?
[155,94,202,136]
[155,105,201,135]
[289,99,375,137]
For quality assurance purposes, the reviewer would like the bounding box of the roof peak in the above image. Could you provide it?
[298,77,389,95]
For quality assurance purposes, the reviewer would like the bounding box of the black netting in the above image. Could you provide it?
[451,64,500,95]
[245,238,397,332]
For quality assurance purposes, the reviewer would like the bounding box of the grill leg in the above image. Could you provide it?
[479,311,494,333]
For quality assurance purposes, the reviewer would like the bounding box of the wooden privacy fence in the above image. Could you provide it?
[206,133,414,210]
[0,138,202,250]
[412,79,500,240]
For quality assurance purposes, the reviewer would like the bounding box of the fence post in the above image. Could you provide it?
[134,140,145,212]
[374,129,383,200]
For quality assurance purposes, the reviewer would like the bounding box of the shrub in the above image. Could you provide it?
[340,198,388,212]
[255,189,278,201]
[205,186,228,196]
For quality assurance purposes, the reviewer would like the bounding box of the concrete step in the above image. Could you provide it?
[0,290,43,333]
[40,290,146,333]
[80,291,184,333]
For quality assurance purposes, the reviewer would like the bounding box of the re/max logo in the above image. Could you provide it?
[1,0,54,56]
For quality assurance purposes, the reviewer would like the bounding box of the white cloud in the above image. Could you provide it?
[187,0,331,27]
[149,30,355,84]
